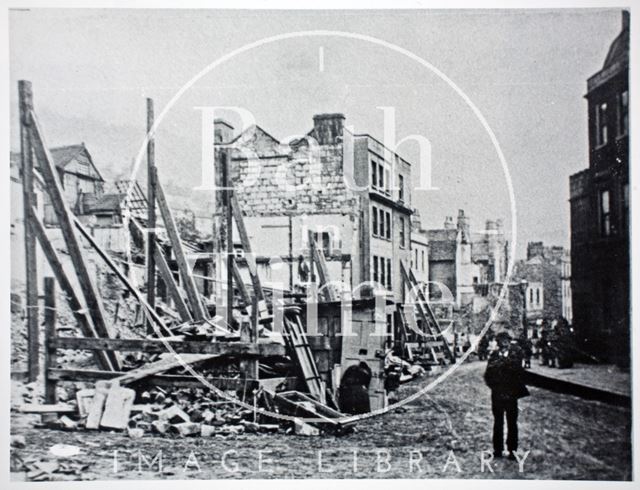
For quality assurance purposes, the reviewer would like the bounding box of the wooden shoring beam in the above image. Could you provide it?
[51,337,285,356]
[72,215,174,338]
[112,353,217,385]
[153,243,193,323]
[146,99,157,333]
[155,178,207,322]
[18,81,39,382]
[231,260,251,306]
[129,216,192,323]
[29,207,115,371]
[49,369,261,391]
[230,193,264,302]
[43,277,58,404]
[28,108,121,370]
[307,231,336,302]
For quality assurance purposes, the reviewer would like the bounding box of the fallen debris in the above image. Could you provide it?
[49,444,81,458]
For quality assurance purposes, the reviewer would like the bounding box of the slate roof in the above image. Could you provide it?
[10,143,104,182]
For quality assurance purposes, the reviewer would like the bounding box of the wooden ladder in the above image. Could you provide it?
[282,308,326,404]
[400,262,454,363]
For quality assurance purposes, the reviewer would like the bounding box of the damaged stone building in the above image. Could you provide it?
[222,113,415,309]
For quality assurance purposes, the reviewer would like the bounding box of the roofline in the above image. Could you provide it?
[353,133,413,167]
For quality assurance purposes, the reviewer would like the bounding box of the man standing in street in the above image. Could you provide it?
[484,331,530,459]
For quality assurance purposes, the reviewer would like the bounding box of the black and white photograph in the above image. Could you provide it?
[3,2,636,483]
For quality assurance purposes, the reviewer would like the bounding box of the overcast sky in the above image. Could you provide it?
[9,8,624,258]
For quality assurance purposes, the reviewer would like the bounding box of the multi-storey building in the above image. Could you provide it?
[513,242,572,332]
[410,209,429,289]
[569,11,629,365]
[426,210,509,307]
[223,113,413,303]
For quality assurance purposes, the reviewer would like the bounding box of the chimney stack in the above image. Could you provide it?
[622,10,630,31]
[444,216,455,230]
[214,118,234,144]
[311,113,345,145]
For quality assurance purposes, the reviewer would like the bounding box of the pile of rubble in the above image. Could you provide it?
[15,374,342,440]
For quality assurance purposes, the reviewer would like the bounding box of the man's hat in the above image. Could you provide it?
[496,331,512,343]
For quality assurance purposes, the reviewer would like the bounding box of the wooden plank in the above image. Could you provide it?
[155,179,207,322]
[28,109,121,371]
[154,243,193,323]
[49,369,260,390]
[43,277,58,404]
[18,80,39,382]
[86,380,110,429]
[29,206,115,371]
[72,215,174,338]
[76,389,95,418]
[112,353,219,385]
[51,337,285,356]
[18,403,76,414]
[146,98,157,334]
[100,385,135,430]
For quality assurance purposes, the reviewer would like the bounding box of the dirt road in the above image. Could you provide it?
[10,361,632,481]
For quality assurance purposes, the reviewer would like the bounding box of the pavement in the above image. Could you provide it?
[528,361,630,396]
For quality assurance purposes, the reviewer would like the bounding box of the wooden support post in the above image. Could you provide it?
[28,107,121,370]
[230,193,264,302]
[224,155,234,330]
[146,99,157,334]
[29,208,114,371]
[43,277,58,404]
[153,243,193,323]
[155,179,207,322]
[213,145,229,329]
[18,80,39,382]
[73,216,173,337]
[231,260,250,306]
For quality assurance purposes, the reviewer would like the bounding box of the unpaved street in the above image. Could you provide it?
[11,362,632,481]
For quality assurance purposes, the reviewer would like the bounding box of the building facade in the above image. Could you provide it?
[410,210,429,289]
[427,209,509,307]
[513,242,572,333]
[569,11,629,365]
[224,113,413,305]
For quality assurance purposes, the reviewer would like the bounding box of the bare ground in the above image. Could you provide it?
[10,361,632,481]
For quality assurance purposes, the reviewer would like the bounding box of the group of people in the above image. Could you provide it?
[477,316,575,369]
[537,318,575,368]
[337,319,575,461]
